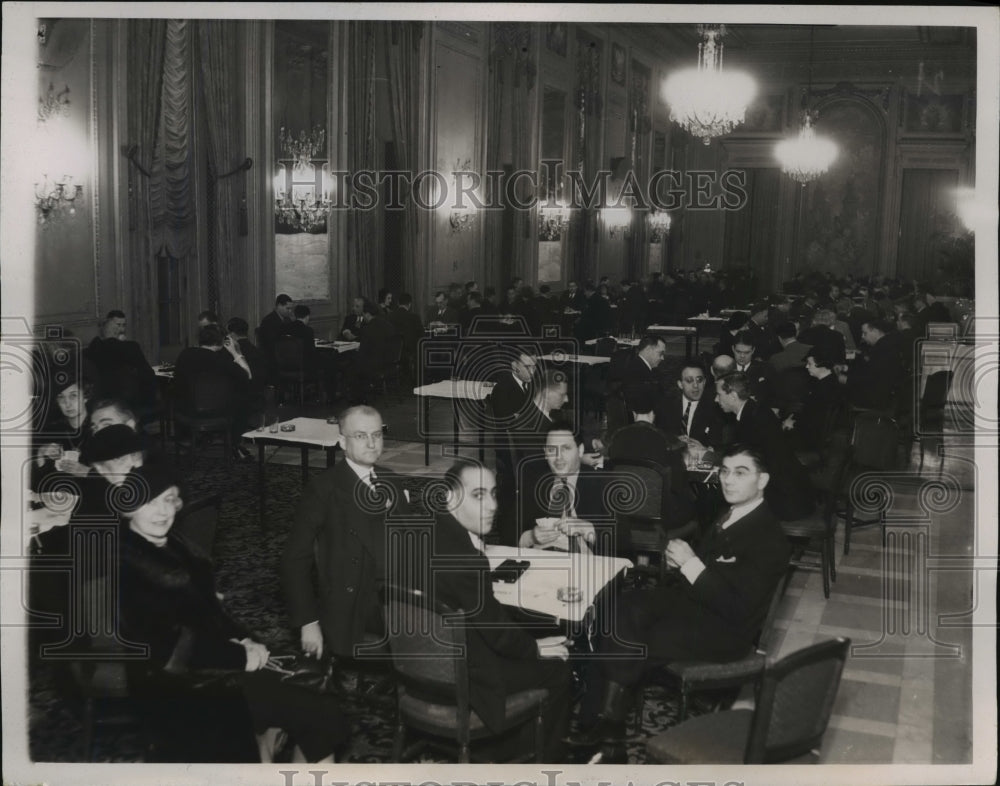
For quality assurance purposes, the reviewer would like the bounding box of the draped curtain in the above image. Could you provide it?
[384,22,424,304]
[896,169,959,281]
[723,168,781,289]
[152,19,196,259]
[125,20,166,355]
[487,24,535,289]
[197,20,246,319]
[346,22,379,303]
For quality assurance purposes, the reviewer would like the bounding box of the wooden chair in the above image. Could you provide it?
[838,411,900,554]
[382,584,549,763]
[646,637,850,764]
[636,567,791,729]
[917,370,953,476]
[172,371,236,463]
[273,335,315,408]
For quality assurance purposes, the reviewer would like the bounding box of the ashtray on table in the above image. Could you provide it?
[279,424,296,432]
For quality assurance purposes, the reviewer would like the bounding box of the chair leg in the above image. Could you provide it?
[821,539,831,599]
[458,742,471,764]
[828,532,837,583]
[82,697,95,761]
[679,686,690,721]
[391,722,405,762]
[632,688,645,735]
[534,710,545,763]
[224,430,232,463]
[843,501,853,555]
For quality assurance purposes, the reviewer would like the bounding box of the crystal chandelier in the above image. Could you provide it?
[35,175,84,226]
[774,113,838,183]
[774,28,838,184]
[273,126,335,232]
[648,209,672,242]
[539,202,571,240]
[662,25,757,145]
[602,207,632,239]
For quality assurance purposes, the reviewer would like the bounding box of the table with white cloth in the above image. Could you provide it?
[314,339,360,353]
[413,379,495,465]
[241,417,341,524]
[485,544,632,627]
[648,323,701,358]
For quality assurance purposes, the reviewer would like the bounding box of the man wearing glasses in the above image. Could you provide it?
[281,406,410,664]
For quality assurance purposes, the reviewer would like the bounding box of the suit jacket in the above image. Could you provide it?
[658,390,728,448]
[397,513,551,733]
[426,305,460,325]
[794,373,845,450]
[280,320,317,366]
[575,293,614,341]
[607,501,791,666]
[281,461,410,658]
[84,337,157,408]
[768,341,811,373]
[847,334,902,412]
[487,371,532,423]
[172,346,249,415]
[734,359,775,407]
[340,313,366,339]
[358,314,395,375]
[258,310,288,352]
[517,463,616,555]
[797,325,846,364]
[743,320,782,360]
[734,399,815,521]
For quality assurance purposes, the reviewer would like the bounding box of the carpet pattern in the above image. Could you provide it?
[27,456,705,764]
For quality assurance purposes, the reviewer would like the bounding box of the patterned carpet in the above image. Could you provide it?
[27,455,702,764]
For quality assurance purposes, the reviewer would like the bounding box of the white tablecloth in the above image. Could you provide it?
[242,416,341,447]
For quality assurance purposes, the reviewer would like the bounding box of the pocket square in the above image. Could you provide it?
[715,555,737,563]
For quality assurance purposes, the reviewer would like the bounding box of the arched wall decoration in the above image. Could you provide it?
[796,93,888,278]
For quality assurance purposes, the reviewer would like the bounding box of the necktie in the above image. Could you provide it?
[715,508,733,532]
[550,478,571,517]
[682,400,692,435]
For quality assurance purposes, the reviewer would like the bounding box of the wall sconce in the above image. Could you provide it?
[35,174,83,226]
[648,209,672,242]
[602,206,632,239]
[539,203,571,240]
[273,126,335,232]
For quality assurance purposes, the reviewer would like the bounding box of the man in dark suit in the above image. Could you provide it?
[387,293,424,383]
[782,348,846,451]
[606,335,667,433]
[394,462,571,761]
[659,360,729,449]
[617,279,647,334]
[716,372,815,521]
[558,281,586,312]
[257,294,294,354]
[574,282,614,341]
[743,305,782,360]
[731,330,775,408]
[607,387,696,534]
[568,444,791,747]
[281,406,410,661]
[846,318,903,412]
[459,291,485,336]
[487,350,537,423]
[914,284,954,332]
[427,291,459,326]
[340,296,367,340]
[352,300,396,402]
[226,317,268,428]
[516,424,614,555]
[768,321,812,372]
[798,309,847,365]
[84,309,157,411]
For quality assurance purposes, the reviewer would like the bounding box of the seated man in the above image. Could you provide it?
[715,372,815,521]
[517,423,613,555]
[487,349,537,423]
[426,290,459,327]
[568,445,791,748]
[782,348,846,451]
[731,330,774,407]
[340,296,367,341]
[386,293,424,382]
[281,406,411,662]
[845,318,902,412]
[84,309,157,411]
[798,308,848,364]
[258,294,294,359]
[659,360,728,450]
[394,461,572,762]
[606,335,668,434]
[768,321,812,372]
[607,387,695,535]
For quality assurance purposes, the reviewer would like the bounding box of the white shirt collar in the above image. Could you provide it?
[467,530,486,554]
[640,354,653,371]
[345,457,377,485]
[512,372,526,391]
[722,497,765,529]
[735,400,749,421]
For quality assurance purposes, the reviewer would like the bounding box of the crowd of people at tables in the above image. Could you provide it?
[25,265,969,762]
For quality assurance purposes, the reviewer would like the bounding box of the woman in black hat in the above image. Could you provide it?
[116,464,348,763]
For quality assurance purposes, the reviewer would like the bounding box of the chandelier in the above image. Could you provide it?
[35,175,83,226]
[775,113,838,183]
[602,207,632,239]
[648,209,672,242]
[273,126,335,232]
[774,27,837,184]
[662,25,757,145]
[539,202,571,240]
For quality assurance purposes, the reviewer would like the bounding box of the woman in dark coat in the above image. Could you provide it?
[117,464,348,763]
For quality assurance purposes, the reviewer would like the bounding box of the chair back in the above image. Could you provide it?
[382,585,470,710]
[386,333,405,365]
[181,371,236,416]
[605,457,669,520]
[920,370,953,410]
[849,412,898,470]
[273,335,305,372]
[594,336,618,357]
[171,494,222,562]
[744,636,850,763]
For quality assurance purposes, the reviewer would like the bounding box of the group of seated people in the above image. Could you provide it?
[24,266,970,764]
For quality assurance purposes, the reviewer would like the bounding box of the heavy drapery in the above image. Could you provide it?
[125,19,166,354]
[384,22,424,306]
[896,168,960,281]
[346,22,379,306]
[197,20,247,319]
[723,168,781,289]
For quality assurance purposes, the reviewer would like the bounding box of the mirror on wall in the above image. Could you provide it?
[538,85,568,284]
[273,21,331,301]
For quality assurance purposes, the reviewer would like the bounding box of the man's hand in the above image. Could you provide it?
[342,330,356,341]
[300,620,324,659]
[530,522,564,547]
[558,518,595,545]
[238,638,270,671]
[664,538,697,569]
[536,635,570,660]
[36,443,62,467]
[782,415,795,431]
[579,452,602,468]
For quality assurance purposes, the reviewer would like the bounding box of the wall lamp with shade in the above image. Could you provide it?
[35,175,83,225]
[448,158,479,234]
[648,209,672,242]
